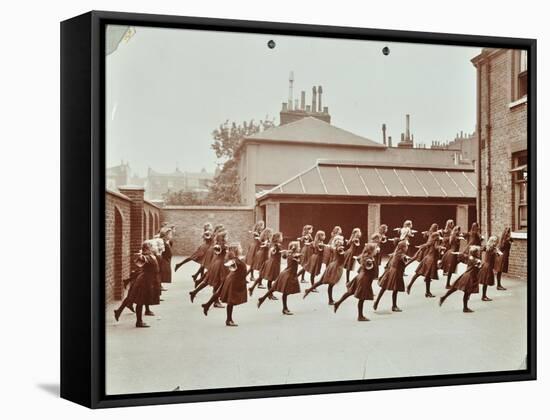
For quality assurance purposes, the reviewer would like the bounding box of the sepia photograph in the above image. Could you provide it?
[104,24,529,396]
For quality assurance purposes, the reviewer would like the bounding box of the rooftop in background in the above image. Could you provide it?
[257,160,476,201]
[244,117,386,149]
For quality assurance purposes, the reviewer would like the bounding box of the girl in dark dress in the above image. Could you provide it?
[394,220,417,244]
[333,243,378,321]
[439,219,455,250]
[406,223,438,267]
[439,246,482,313]
[343,228,362,283]
[495,227,513,290]
[322,226,342,269]
[189,231,228,304]
[478,236,502,301]
[257,241,302,315]
[373,240,409,312]
[248,232,283,297]
[201,244,248,326]
[440,226,466,289]
[194,224,225,284]
[302,230,326,287]
[159,228,173,284]
[113,267,140,321]
[303,235,345,304]
[124,241,160,328]
[174,223,213,273]
[245,221,265,279]
[297,225,314,283]
[246,227,273,286]
[460,222,483,265]
[405,232,444,298]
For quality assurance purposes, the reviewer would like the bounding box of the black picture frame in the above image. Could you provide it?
[60,10,537,409]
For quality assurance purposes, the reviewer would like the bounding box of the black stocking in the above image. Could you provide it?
[346,270,351,283]
[135,304,144,326]
[463,293,470,310]
[358,299,365,318]
[282,294,289,312]
[374,287,386,309]
[226,304,233,323]
[440,287,456,304]
[446,272,453,288]
[497,272,504,288]
[408,273,420,290]
[482,284,488,299]
[425,280,432,295]
[392,290,398,308]
[328,284,334,304]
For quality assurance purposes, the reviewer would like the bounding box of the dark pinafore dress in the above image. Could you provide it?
[452,258,481,294]
[160,240,173,283]
[300,234,313,268]
[495,239,513,274]
[189,234,213,265]
[348,260,376,300]
[319,250,346,285]
[273,256,301,295]
[441,236,460,275]
[259,243,282,282]
[245,231,261,267]
[219,259,248,306]
[203,245,228,289]
[127,254,160,306]
[478,247,497,286]
[252,241,270,271]
[378,251,407,292]
[305,242,324,276]
[342,240,361,271]
[415,244,441,280]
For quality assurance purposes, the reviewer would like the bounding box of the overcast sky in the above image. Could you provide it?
[106,25,481,177]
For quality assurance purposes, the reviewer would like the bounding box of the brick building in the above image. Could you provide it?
[105,186,161,303]
[472,48,528,278]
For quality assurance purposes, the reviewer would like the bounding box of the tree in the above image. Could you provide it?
[162,190,213,206]
[208,118,274,204]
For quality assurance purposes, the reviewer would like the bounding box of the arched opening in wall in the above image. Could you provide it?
[114,207,124,300]
[142,210,147,240]
[148,211,154,238]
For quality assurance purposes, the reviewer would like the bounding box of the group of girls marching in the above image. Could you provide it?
[113,223,174,328]
[157,219,514,327]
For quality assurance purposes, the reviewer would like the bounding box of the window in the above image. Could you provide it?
[512,151,528,231]
[514,50,528,100]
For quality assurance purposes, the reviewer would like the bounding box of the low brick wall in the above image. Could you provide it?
[162,206,255,256]
[105,190,132,302]
[508,237,528,279]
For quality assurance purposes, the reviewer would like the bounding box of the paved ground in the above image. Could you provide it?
[106,257,528,395]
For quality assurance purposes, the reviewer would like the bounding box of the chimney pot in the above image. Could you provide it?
[382,123,387,145]
[317,85,323,112]
[312,86,317,114]
[388,136,392,147]
[323,106,328,113]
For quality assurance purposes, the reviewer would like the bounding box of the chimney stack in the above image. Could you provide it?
[388,136,393,147]
[312,86,317,114]
[323,106,329,113]
[282,102,288,111]
[318,85,323,112]
[406,114,410,141]
[300,91,306,110]
[382,123,387,145]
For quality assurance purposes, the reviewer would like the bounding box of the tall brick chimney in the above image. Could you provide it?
[382,123,387,145]
[318,85,323,112]
[300,90,306,110]
[312,86,317,114]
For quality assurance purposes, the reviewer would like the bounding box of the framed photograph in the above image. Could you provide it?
[60,10,537,408]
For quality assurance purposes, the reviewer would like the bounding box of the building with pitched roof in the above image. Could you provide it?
[237,76,478,246]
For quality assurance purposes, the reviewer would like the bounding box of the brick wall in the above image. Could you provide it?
[105,188,161,304]
[161,206,255,256]
[105,190,131,302]
[474,49,528,279]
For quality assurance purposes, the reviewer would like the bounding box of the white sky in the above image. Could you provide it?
[106,25,481,177]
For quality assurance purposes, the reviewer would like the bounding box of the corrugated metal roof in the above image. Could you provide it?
[244,117,385,149]
[258,161,476,199]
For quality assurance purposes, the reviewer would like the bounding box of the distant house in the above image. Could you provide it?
[144,167,214,200]
[106,162,131,190]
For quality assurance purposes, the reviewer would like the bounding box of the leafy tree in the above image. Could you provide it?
[208,118,274,204]
[162,190,212,206]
